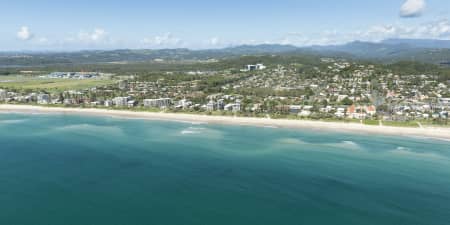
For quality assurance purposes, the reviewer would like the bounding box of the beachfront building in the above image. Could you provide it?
[289,105,302,114]
[113,97,128,107]
[346,105,377,119]
[206,101,215,111]
[176,99,192,109]
[37,94,50,104]
[104,100,113,107]
[143,98,172,108]
[127,100,137,108]
[224,100,241,112]
[216,99,225,110]
[0,89,7,101]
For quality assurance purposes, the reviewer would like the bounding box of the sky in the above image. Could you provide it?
[1,0,450,51]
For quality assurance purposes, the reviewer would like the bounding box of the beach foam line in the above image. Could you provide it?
[1,104,450,142]
[0,119,28,124]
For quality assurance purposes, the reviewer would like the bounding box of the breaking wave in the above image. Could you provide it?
[54,124,124,135]
[391,146,444,159]
[321,140,365,151]
[277,138,308,145]
[0,119,27,125]
[180,127,206,135]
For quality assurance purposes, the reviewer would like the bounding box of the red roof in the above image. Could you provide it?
[347,105,356,113]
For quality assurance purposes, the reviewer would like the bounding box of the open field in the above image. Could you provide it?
[0,75,115,92]
[382,120,420,128]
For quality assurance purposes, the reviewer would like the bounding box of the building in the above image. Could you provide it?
[37,94,50,104]
[104,100,113,107]
[118,80,128,90]
[113,97,128,107]
[206,101,215,111]
[0,89,7,101]
[63,99,76,105]
[440,98,450,106]
[289,105,302,114]
[143,98,172,108]
[216,99,225,110]
[127,100,137,108]
[256,64,266,70]
[347,105,377,119]
[245,63,266,71]
[224,100,241,112]
[234,100,241,112]
[176,99,192,109]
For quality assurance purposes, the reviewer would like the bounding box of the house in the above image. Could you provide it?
[216,99,225,110]
[127,100,137,107]
[320,106,334,113]
[104,100,113,107]
[113,97,128,107]
[143,98,172,108]
[37,94,50,104]
[299,110,312,117]
[224,101,241,112]
[224,103,234,111]
[289,105,302,114]
[251,104,261,112]
[440,98,450,106]
[206,101,215,111]
[366,105,377,116]
[176,99,192,109]
[234,100,241,112]
[0,89,6,101]
[347,105,376,119]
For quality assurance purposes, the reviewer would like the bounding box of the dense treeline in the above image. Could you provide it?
[386,61,450,82]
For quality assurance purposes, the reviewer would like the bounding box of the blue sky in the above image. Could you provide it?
[1,0,449,51]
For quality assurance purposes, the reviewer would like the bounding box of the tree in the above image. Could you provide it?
[341,97,354,106]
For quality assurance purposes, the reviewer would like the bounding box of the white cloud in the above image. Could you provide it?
[361,19,450,40]
[279,19,450,46]
[36,37,49,44]
[400,0,426,18]
[76,28,108,42]
[141,33,183,48]
[17,26,34,41]
[209,37,220,46]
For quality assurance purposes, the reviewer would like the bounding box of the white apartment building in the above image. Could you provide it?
[143,98,172,108]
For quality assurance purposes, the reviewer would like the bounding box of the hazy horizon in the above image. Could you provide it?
[1,0,450,51]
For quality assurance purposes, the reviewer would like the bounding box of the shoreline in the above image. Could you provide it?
[1,104,450,141]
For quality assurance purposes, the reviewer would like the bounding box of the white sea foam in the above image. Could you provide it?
[0,119,27,124]
[178,126,224,140]
[391,146,444,159]
[54,124,124,135]
[180,126,206,135]
[181,130,201,134]
[277,138,308,145]
[324,140,365,151]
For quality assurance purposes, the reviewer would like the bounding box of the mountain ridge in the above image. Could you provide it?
[1,39,449,66]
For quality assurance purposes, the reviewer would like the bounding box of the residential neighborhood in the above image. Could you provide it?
[1,60,449,125]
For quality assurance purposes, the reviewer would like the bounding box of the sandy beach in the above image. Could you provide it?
[1,104,450,141]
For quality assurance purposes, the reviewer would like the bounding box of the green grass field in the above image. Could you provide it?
[363,120,380,126]
[382,120,420,128]
[0,75,115,92]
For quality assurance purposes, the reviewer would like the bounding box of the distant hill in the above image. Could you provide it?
[304,40,450,64]
[381,39,450,49]
[1,39,449,67]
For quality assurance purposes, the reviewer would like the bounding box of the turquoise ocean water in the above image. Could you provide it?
[1,112,450,225]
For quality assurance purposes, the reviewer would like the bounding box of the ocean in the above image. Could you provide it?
[1,112,449,225]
